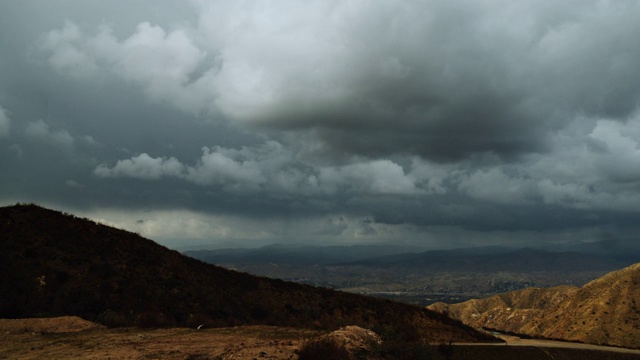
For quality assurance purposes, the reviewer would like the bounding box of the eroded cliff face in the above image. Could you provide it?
[429,263,640,349]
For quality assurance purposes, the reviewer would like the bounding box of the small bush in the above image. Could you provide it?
[372,325,437,360]
[96,310,129,328]
[186,313,212,329]
[134,311,173,328]
[298,337,351,360]
[374,340,435,360]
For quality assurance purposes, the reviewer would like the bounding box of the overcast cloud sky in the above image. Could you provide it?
[2,0,640,250]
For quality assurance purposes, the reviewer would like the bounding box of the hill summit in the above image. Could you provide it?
[0,203,492,344]
[429,262,640,348]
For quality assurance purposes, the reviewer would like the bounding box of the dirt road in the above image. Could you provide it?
[454,333,640,355]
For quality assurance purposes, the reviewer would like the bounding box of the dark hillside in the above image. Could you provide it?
[0,204,494,343]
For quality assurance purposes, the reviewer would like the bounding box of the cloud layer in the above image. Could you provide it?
[39,1,640,162]
[0,106,10,138]
[94,141,422,196]
[2,1,640,249]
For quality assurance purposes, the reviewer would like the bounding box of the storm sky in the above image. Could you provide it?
[2,0,640,250]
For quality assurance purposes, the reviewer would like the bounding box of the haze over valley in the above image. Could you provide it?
[185,244,639,306]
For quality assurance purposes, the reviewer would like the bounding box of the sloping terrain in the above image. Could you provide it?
[0,203,492,344]
[429,263,640,348]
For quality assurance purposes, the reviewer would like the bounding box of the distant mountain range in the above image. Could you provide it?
[184,241,638,308]
[186,244,632,274]
[429,262,640,349]
[0,204,493,344]
[347,247,632,273]
[183,243,426,266]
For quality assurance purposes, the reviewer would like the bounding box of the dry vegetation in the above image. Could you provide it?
[429,263,640,349]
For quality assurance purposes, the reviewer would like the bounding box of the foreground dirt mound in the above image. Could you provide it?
[0,316,103,334]
[0,321,320,359]
[0,320,379,359]
[2,318,638,360]
[318,325,382,356]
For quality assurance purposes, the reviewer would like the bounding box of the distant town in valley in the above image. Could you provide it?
[184,244,640,306]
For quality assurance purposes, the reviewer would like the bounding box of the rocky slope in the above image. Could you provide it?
[429,263,640,348]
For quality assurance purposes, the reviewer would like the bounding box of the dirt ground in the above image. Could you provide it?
[4,317,639,360]
[0,317,324,360]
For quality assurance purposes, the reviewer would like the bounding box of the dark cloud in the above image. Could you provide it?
[1,1,640,249]
[196,1,640,162]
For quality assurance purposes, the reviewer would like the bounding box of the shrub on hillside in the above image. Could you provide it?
[96,310,129,328]
[297,337,351,360]
[134,311,174,328]
[372,324,438,360]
